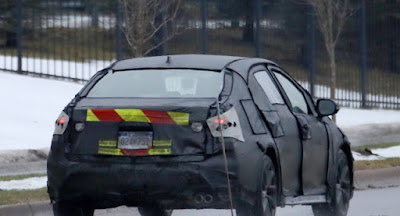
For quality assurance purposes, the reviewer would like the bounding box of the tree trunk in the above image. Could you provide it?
[388,15,398,73]
[328,45,337,122]
[5,30,17,47]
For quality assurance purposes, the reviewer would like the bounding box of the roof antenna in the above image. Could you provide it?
[166,56,171,64]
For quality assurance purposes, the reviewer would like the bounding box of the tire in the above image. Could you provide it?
[138,204,173,216]
[312,149,351,216]
[52,202,94,216]
[236,156,278,216]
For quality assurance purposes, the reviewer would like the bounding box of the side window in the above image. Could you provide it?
[273,72,309,114]
[254,71,284,104]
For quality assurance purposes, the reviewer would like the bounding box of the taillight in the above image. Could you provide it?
[54,111,70,135]
[57,117,66,124]
[214,118,227,124]
[206,107,244,142]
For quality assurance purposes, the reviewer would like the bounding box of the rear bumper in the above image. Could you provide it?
[47,135,242,209]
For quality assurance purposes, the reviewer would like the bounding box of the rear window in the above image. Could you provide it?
[87,69,224,98]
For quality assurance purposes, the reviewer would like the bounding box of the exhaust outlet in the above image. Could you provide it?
[204,194,213,203]
[194,194,204,204]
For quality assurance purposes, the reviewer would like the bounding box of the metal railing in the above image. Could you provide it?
[0,0,399,109]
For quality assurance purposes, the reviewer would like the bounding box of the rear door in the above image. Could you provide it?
[248,65,303,196]
[269,66,329,195]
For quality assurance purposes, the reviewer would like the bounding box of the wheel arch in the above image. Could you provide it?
[339,142,354,198]
[266,146,283,206]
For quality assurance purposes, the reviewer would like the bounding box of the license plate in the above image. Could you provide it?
[117,132,153,150]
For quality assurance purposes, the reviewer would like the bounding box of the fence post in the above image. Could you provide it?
[253,0,262,57]
[201,0,208,54]
[115,1,123,61]
[16,0,23,73]
[307,5,316,98]
[360,0,367,108]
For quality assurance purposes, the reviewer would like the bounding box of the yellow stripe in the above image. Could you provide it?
[114,109,151,123]
[99,140,117,148]
[153,140,172,148]
[86,109,100,121]
[167,111,190,125]
[148,148,171,155]
[98,147,123,156]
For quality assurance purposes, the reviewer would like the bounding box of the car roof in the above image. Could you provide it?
[112,54,242,71]
[111,54,279,82]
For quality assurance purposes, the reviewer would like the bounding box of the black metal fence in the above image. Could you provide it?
[0,0,399,109]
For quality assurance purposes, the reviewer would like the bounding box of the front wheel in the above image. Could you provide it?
[312,149,351,216]
[236,156,278,216]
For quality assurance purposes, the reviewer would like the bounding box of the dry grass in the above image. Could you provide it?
[0,173,46,182]
[0,187,48,206]
[354,158,400,170]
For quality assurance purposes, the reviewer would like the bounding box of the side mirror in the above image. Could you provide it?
[316,99,339,117]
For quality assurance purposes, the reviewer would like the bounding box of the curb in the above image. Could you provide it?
[0,201,51,216]
[354,166,400,190]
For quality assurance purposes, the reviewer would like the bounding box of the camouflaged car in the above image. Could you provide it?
[48,55,353,216]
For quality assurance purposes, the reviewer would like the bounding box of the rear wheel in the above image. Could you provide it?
[52,202,94,216]
[312,149,351,216]
[138,204,172,216]
[236,156,278,216]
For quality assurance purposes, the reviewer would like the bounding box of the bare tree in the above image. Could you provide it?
[306,0,354,120]
[119,0,183,57]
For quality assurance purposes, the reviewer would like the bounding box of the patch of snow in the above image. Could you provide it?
[352,145,400,161]
[0,176,47,190]
[336,108,400,127]
[371,146,400,158]
[352,151,383,161]
[0,72,83,151]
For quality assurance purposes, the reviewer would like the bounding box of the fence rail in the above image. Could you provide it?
[0,0,399,109]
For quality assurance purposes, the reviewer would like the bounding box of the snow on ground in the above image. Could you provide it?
[0,176,47,190]
[371,146,400,158]
[0,71,83,151]
[352,152,383,161]
[352,145,400,161]
[0,70,400,151]
[336,108,400,127]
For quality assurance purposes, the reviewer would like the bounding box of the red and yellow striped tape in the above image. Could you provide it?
[86,109,189,125]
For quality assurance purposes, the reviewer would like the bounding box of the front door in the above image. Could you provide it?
[248,65,303,196]
[269,66,329,195]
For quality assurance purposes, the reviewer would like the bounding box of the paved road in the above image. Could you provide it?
[93,187,400,216]
[1,187,399,216]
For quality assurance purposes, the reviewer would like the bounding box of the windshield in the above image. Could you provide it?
[87,69,224,98]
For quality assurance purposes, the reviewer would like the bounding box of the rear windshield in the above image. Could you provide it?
[87,69,224,98]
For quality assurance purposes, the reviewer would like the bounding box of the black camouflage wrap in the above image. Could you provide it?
[47,55,353,210]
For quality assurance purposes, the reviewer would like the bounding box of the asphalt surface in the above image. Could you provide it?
[95,187,400,216]
[2,187,397,216]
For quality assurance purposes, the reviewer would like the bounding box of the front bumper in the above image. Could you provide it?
[47,135,242,209]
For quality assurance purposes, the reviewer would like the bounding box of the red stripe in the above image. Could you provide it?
[142,110,176,124]
[91,109,124,122]
[121,149,149,156]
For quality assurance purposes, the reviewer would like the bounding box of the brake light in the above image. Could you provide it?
[214,118,227,124]
[57,117,66,124]
[206,107,245,142]
[54,111,70,135]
